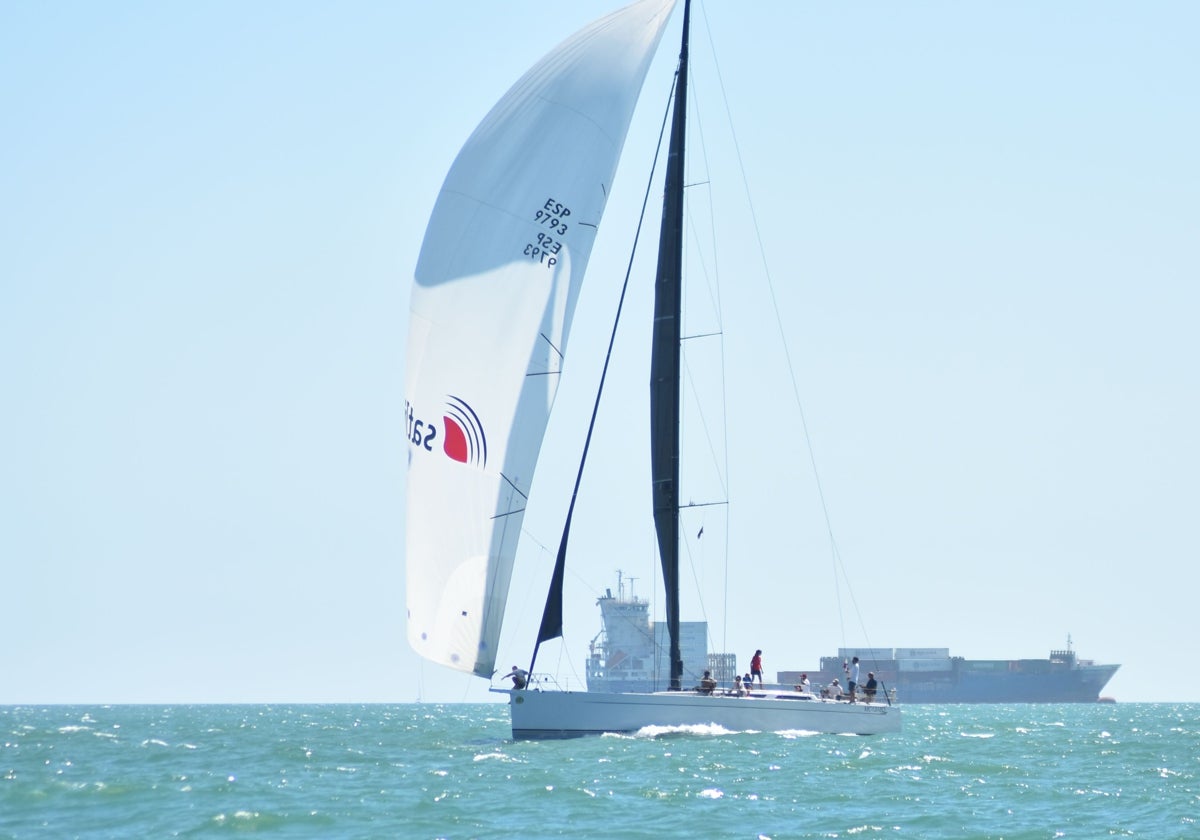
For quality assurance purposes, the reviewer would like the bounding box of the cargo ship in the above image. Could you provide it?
[584,578,1119,702]
[584,574,735,693]
[777,643,1120,703]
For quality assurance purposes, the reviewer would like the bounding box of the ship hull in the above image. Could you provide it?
[776,661,1120,704]
[890,664,1121,703]
[500,688,901,739]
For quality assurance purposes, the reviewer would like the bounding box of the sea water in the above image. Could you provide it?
[1,703,1195,839]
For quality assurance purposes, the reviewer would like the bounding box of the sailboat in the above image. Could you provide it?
[406,0,901,738]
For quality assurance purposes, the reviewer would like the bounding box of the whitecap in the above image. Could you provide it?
[776,729,820,739]
[635,723,739,738]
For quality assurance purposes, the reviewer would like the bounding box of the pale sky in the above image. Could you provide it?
[2,2,1196,705]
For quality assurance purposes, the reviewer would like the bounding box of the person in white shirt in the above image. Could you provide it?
[846,656,861,702]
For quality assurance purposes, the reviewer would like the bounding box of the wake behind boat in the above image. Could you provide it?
[405,0,901,738]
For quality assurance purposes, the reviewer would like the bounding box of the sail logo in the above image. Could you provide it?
[406,396,487,468]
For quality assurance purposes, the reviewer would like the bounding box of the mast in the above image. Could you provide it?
[650,0,690,692]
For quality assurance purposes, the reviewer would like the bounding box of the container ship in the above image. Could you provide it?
[777,644,1120,703]
[584,578,1119,702]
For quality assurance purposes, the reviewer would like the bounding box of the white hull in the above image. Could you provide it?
[500,688,901,738]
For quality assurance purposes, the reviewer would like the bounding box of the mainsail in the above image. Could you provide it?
[406,0,678,677]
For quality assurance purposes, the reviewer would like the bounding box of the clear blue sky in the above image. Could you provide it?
[2,2,1196,705]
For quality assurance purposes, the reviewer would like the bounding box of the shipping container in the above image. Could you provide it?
[837,648,894,662]
[898,658,955,672]
[1016,659,1052,674]
[895,647,950,659]
[962,660,1010,671]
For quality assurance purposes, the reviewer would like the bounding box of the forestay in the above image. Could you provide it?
[406,0,677,677]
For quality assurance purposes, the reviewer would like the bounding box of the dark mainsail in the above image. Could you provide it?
[649,0,690,692]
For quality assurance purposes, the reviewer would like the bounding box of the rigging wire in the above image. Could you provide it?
[685,87,737,673]
[671,7,735,674]
[695,0,877,653]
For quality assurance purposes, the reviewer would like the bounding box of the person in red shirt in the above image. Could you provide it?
[750,649,764,688]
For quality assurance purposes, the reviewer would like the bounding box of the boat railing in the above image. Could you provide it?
[705,685,898,705]
[490,672,571,692]
[522,673,567,691]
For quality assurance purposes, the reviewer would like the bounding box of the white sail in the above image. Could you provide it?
[406,0,678,677]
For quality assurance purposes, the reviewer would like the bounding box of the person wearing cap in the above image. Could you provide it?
[863,672,878,702]
[698,670,717,694]
[794,673,811,693]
